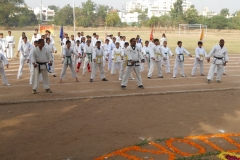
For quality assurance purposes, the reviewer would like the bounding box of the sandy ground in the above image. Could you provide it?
[0,55,240,159]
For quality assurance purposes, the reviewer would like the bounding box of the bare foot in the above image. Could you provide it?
[59,79,63,83]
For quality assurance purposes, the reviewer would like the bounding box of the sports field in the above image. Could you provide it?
[1,30,240,160]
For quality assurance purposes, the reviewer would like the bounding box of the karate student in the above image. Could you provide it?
[59,40,79,83]
[31,39,53,94]
[27,41,38,85]
[141,40,151,72]
[76,32,82,43]
[206,39,229,83]
[46,30,55,44]
[31,29,41,41]
[73,40,81,68]
[70,35,75,48]
[120,42,134,81]
[0,33,7,58]
[136,35,142,43]
[90,41,108,82]
[147,39,166,79]
[108,37,116,71]
[160,33,167,46]
[120,36,126,48]
[102,39,110,67]
[161,41,174,73]
[45,38,57,77]
[0,52,11,86]
[173,41,192,78]
[76,37,86,72]
[18,32,27,49]
[5,31,15,59]
[149,38,155,48]
[191,41,207,76]
[111,42,122,79]
[17,36,32,79]
[83,40,94,75]
[215,66,226,75]
[116,32,121,43]
[121,38,145,90]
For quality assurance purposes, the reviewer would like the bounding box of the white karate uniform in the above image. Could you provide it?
[173,47,191,77]
[120,47,134,80]
[45,43,57,75]
[60,47,78,79]
[102,43,110,67]
[207,45,229,81]
[70,40,75,48]
[141,46,151,72]
[18,36,26,48]
[161,46,173,73]
[76,36,82,43]
[160,37,167,46]
[111,47,122,77]
[148,45,166,78]
[73,44,81,67]
[108,42,116,70]
[91,47,107,80]
[0,38,7,58]
[5,35,15,58]
[149,42,155,48]
[31,34,41,45]
[121,46,144,87]
[83,44,94,75]
[17,42,32,78]
[191,47,207,75]
[0,53,9,85]
[115,36,121,43]
[31,47,52,90]
[120,40,125,48]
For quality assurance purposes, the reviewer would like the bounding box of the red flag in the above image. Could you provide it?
[150,27,153,40]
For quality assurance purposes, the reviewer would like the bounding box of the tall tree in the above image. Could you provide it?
[48,5,60,13]
[54,4,73,26]
[0,0,25,26]
[77,0,96,27]
[220,8,229,17]
[170,0,183,18]
[105,10,121,27]
[184,5,198,24]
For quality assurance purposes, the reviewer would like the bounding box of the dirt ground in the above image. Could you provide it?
[0,54,240,160]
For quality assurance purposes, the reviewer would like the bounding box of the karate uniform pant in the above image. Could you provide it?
[60,64,77,79]
[141,56,150,72]
[111,61,121,76]
[207,64,223,81]
[215,66,225,74]
[32,68,49,90]
[121,65,143,87]
[50,54,55,75]
[191,59,204,75]
[0,63,8,85]
[173,60,184,77]
[120,61,133,80]
[148,59,163,77]
[82,57,92,75]
[91,62,105,80]
[17,56,30,78]
[108,52,112,70]
[6,44,14,58]
[163,58,171,73]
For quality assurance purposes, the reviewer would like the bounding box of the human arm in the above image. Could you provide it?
[183,47,191,57]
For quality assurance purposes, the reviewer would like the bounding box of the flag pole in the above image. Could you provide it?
[73,0,76,37]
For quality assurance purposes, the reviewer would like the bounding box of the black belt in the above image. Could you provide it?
[36,62,51,73]
[214,56,223,59]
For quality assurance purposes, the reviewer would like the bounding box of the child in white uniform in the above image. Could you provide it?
[111,42,122,78]
[142,40,151,72]
[0,52,11,86]
[161,41,174,73]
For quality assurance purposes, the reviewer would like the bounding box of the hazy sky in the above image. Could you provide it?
[26,0,239,13]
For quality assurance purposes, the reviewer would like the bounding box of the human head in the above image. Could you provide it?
[35,29,38,34]
[0,33,3,38]
[123,36,126,41]
[86,40,91,45]
[113,37,116,43]
[22,32,26,37]
[38,39,45,47]
[34,40,38,47]
[162,33,166,38]
[22,36,27,43]
[66,40,71,48]
[145,40,149,46]
[34,33,37,38]
[96,41,101,48]
[110,34,113,39]
[76,40,80,45]
[130,38,136,46]
[71,35,74,40]
[105,39,109,44]
[154,38,159,45]
[116,42,120,48]
[198,41,203,48]
[177,41,182,47]
[81,37,86,43]
[46,38,50,44]
[66,37,69,40]
[118,32,120,36]
[65,33,68,38]
[81,32,84,36]
[136,35,140,38]
[96,35,99,39]
[219,39,225,47]
[163,41,167,47]
[8,31,11,36]
[124,42,129,48]
[93,33,96,37]
[41,35,46,39]
[77,32,80,37]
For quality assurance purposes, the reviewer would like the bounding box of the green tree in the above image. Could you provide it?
[148,16,159,27]
[206,15,228,29]
[0,0,25,26]
[95,5,109,26]
[184,5,198,24]
[54,4,73,26]
[170,0,183,18]
[48,5,60,13]
[105,10,121,27]
[220,8,229,17]
[17,7,38,27]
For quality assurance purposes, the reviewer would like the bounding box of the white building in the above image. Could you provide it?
[33,6,55,21]
[200,7,217,18]
[147,0,191,18]
[125,0,150,12]
[118,12,139,23]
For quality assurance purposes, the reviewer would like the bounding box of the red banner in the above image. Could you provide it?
[39,25,54,35]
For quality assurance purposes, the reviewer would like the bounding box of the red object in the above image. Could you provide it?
[87,63,91,72]
[150,27,154,40]
[77,62,81,69]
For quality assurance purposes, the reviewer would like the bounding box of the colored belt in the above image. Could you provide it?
[65,56,72,65]
[114,53,121,62]
[86,53,92,62]
[36,62,51,73]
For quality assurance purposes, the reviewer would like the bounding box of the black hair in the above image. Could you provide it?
[220,39,224,42]
[120,36,123,38]
[145,40,149,43]
[66,40,71,44]
[76,40,80,43]
[116,42,120,45]
[93,33,96,35]
[34,40,38,44]
[22,36,27,40]
[198,41,203,45]
[38,39,44,43]
[177,41,182,45]
[0,33,3,35]
[35,29,38,31]
[154,38,159,42]
[96,41,101,44]
[46,38,50,41]
[130,38,136,43]
[105,39,109,42]
[124,42,129,46]
[8,31,11,33]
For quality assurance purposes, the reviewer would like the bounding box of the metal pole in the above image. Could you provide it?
[73,0,76,37]
[40,0,42,24]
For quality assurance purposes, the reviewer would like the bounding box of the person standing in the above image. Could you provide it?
[31,39,53,94]
[31,29,41,42]
[160,33,167,46]
[59,40,79,83]
[142,40,151,73]
[206,39,229,83]
[108,37,116,71]
[82,40,94,75]
[45,38,57,77]
[0,33,7,58]
[121,38,145,90]
[191,41,207,76]
[5,31,15,59]
[111,42,122,79]
[17,36,32,79]
[161,41,174,73]
[173,41,192,78]
[0,51,11,86]
[90,41,108,82]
